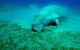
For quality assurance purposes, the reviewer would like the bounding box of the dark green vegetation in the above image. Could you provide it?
[0,21,80,50]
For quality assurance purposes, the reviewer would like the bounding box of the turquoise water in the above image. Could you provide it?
[0,0,80,28]
[0,0,80,50]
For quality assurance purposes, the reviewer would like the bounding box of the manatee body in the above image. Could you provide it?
[32,5,66,32]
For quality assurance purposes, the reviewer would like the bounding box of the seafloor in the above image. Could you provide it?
[0,20,80,50]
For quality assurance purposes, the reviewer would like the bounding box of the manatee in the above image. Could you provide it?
[32,5,67,32]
